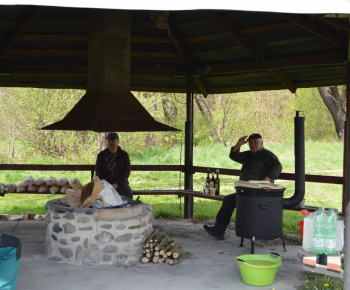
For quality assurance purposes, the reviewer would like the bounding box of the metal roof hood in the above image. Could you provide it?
[42,9,180,132]
[42,90,180,132]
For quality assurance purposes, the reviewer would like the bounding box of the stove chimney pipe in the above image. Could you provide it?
[283,111,305,208]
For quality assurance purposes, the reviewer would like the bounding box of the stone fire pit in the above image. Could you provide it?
[44,199,153,266]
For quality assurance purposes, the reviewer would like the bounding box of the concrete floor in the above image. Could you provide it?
[1,219,306,290]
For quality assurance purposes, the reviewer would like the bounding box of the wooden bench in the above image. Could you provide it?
[133,189,224,201]
[133,189,324,213]
[0,164,341,216]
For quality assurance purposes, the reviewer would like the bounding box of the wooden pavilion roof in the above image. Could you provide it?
[0,5,349,97]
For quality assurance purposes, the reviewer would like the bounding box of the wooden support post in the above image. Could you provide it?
[343,31,350,289]
[184,76,194,219]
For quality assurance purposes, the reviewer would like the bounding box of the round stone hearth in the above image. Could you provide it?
[44,199,153,266]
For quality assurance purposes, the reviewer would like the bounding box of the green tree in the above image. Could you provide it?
[0,88,98,162]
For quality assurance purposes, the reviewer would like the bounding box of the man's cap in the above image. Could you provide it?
[248,133,262,140]
[106,132,119,140]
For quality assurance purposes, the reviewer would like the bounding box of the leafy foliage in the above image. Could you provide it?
[0,88,98,162]
[0,86,341,162]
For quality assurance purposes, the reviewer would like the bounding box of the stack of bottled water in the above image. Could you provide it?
[312,207,337,255]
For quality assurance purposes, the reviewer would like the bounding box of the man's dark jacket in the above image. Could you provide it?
[95,147,131,185]
[229,147,282,182]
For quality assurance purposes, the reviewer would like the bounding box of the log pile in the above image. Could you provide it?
[0,177,82,194]
[0,212,46,221]
[141,229,191,265]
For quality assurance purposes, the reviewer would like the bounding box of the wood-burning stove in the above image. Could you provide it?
[235,186,286,254]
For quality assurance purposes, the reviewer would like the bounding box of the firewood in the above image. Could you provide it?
[142,256,151,263]
[56,177,68,186]
[162,253,168,259]
[146,252,154,258]
[38,185,49,193]
[144,229,156,240]
[146,229,158,244]
[68,178,81,187]
[23,177,35,186]
[0,184,6,196]
[156,233,169,249]
[167,243,181,256]
[160,242,174,255]
[152,256,159,263]
[60,184,72,194]
[158,258,164,264]
[172,247,184,259]
[34,177,45,186]
[45,177,56,186]
[168,258,174,265]
[49,185,61,194]
[154,251,160,256]
[154,231,165,242]
[165,258,170,263]
[16,183,27,193]
[27,184,38,192]
[172,252,191,265]
[6,183,16,193]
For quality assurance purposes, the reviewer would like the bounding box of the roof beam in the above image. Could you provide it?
[205,11,260,60]
[0,53,341,77]
[203,53,341,75]
[167,21,208,97]
[0,7,43,58]
[205,11,297,93]
[279,13,347,47]
[313,15,350,32]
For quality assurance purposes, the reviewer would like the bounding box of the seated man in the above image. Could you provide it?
[203,133,282,240]
[95,132,133,199]
[0,233,21,289]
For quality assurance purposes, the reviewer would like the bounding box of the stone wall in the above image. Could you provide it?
[45,199,153,266]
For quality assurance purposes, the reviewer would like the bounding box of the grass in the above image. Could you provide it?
[0,140,345,288]
[298,272,344,290]
[0,140,344,231]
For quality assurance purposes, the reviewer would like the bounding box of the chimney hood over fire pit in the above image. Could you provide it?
[42,10,179,132]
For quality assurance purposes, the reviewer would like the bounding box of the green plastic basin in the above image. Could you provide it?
[235,252,282,286]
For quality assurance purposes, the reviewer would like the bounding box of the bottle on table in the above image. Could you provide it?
[210,172,215,195]
[324,208,337,255]
[215,169,220,195]
[206,170,210,193]
[312,207,326,255]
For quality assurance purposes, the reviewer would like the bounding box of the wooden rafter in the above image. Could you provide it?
[0,7,43,58]
[205,11,260,60]
[0,52,339,77]
[205,11,297,93]
[0,7,347,95]
[204,53,337,75]
[279,13,347,47]
[167,21,208,97]
[312,15,350,32]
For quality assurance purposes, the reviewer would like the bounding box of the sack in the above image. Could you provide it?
[336,219,344,251]
[302,212,315,252]
[92,180,123,208]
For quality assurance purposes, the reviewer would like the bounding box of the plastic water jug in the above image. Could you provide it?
[312,207,325,254]
[324,208,337,255]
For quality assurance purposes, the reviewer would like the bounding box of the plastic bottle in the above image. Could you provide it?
[324,208,337,255]
[312,207,326,254]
